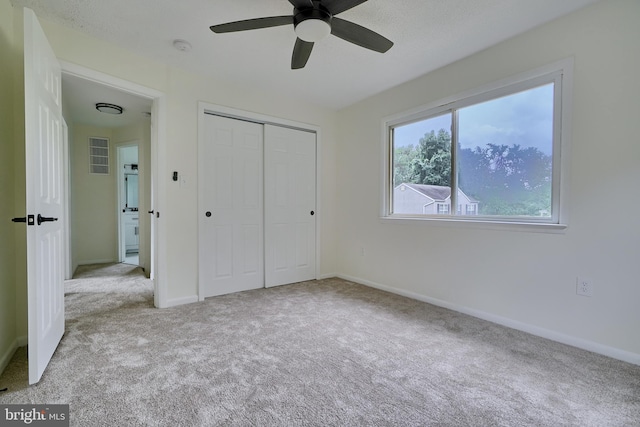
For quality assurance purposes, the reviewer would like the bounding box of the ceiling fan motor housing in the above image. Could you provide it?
[294,7,332,42]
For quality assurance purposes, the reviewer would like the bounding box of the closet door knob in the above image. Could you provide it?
[205,211,212,217]
[310,211,315,216]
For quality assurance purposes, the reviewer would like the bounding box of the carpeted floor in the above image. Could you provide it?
[1,263,639,426]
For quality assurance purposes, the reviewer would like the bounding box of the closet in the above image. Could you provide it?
[198,113,317,298]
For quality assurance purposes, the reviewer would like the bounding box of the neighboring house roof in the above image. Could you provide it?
[396,183,479,203]
[398,183,451,201]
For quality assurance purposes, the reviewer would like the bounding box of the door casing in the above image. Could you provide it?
[116,142,140,264]
[60,61,168,308]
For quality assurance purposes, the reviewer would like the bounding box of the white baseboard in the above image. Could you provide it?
[0,336,26,376]
[337,274,640,366]
[317,273,337,280]
[0,341,16,376]
[78,259,118,266]
[162,295,199,308]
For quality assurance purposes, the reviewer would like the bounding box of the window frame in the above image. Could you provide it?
[381,59,573,230]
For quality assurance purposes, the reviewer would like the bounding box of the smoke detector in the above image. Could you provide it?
[173,39,192,52]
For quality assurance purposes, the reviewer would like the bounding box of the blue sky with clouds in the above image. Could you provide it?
[394,83,554,155]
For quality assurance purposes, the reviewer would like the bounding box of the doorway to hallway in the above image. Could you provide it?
[117,143,140,266]
[63,73,152,277]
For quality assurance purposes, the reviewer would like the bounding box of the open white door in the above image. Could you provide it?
[23,7,65,384]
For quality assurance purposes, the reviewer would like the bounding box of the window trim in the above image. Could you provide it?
[381,58,573,230]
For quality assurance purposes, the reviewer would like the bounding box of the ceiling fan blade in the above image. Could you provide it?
[288,0,313,9]
[210,16,292,33]
[292,38,314,69]
[321,0,368,15]
[330,17,393,53]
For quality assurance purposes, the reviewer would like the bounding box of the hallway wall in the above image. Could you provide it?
[69,121,151,274]
[0,0,18,373]
[71,125,117,267]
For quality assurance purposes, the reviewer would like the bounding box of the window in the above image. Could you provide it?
[384,62,570,226]
[89,137,109,175]
[437,204,450,214]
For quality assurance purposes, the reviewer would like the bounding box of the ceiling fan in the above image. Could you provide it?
[210,0,393,69]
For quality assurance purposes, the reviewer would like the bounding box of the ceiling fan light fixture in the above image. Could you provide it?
[295,18,331,42]
[95,103,123,115]
[294,8,332,43]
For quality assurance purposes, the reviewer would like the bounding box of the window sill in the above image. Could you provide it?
[380,215,568,234]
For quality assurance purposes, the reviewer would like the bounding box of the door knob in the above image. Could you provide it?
[37,214,58,225]
[205,211,212,217]
[11,215,35,225]
[310,211,315,216]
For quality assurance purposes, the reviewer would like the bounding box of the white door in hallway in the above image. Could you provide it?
[264,124,316,287]
[23,8,65,384]
[199,115,264,297]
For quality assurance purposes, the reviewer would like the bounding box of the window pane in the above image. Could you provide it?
[457,84,554,217]
[392,114,452,215]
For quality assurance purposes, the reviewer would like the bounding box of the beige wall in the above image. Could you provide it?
[0,0,17,371]
[12,2,27,347]
[71,125,117,266]
[336,0,640,359]
[68,119,151,275]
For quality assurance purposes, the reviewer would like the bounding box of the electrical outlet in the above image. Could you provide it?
[576,277,593,297]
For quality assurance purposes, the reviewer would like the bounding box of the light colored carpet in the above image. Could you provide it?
[1,263,639,426]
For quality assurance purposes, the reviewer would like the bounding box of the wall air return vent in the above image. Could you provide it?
[89,137,110,174]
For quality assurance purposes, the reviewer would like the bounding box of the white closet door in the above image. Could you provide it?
[199,115,264,297]
[264,124,316,287]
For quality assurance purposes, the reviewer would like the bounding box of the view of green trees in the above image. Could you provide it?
[394,129,552,216]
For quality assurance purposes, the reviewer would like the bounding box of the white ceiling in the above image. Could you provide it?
[61,74,153,128]
[13,0,599,112]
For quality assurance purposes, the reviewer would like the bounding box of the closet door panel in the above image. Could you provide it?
[264,125,316,287]
[199,115,264,297]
